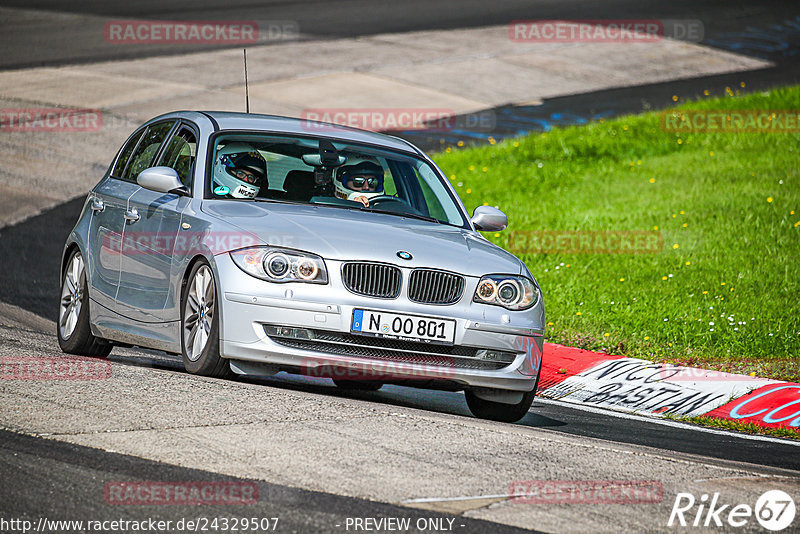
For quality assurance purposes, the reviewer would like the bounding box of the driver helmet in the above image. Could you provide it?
[335,161,384,202]
[212,142,267,198]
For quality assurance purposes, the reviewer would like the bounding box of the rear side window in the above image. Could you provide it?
[158,126,197,187]
[121,120,176,182]
[111,129,145,178]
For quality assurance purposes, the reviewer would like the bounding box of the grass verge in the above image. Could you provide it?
[433,84,800,381]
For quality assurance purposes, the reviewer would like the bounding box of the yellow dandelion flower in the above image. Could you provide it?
[576,311,582,316]
[488,137,496,144]
[457,141,464,147]
[673,243,679,249]
[702,291,708,294]
[513,142,519,147]
[604,332,610,337]
[619,278,625,282]
[721,282,726,286]
[481,166,488,172]
[685,261,691,266]
[767,197,773,203]
[709,151,714,156]
[662,276,668,281]
[794,221,800,227]
[749,372,756,377]
[730,287,734,291]
[703,90,709,96]
[672,95,679,101]
[668,343,673,347]
[672,214,677,218]
[677,139,683,144]
[494,233,500,238]
[629,161,635,166]
[466,188,472,194]
[644,336,650,340]
[547,322,554,326]
[637,160,642,165]
[682,223,688,228]
[623,125,628,131]
[649,178,655,184]
[680,210,685,214]
[740,81,746,88]
[565,264,570,268]
[469,165,475,171]
[653,225,658,231]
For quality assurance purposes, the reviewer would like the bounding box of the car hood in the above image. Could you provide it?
[201,201,523,277]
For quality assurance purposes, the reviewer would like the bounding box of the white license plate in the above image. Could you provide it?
[351,309,456,345]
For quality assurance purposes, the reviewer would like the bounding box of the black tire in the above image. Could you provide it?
[465,388,536,423]
[180,260,231,378]
[57,249,112,358]
[333,379,383,391]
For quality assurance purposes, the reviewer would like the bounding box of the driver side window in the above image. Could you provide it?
[121,120,175,183]
[157,126,197,187]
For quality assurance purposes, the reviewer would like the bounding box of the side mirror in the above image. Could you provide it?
[471,205,508,232]
[137,166,189,196]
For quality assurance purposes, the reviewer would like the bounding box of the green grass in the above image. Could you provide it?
[433,85,800,381]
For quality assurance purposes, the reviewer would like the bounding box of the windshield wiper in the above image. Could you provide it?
[361,207,443,224]
[250,198,450,226]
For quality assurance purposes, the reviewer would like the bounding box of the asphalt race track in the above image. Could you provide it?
[1,0,798,69]
[2,1,800,532]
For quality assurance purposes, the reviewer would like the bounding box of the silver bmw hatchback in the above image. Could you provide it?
[58,111,545,423]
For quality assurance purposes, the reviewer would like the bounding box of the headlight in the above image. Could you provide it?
[473,274,538,310]
[230,247,328,284]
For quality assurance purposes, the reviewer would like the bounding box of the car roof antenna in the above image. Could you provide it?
[243,49,250,113]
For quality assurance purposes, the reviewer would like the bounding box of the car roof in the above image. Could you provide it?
[152,111,421,155]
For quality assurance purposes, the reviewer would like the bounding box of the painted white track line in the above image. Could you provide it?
[534,397,800,447]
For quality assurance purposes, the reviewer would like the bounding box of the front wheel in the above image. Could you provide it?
[465,388,536,423]
[180,261,230,378]
[57,249,111,357]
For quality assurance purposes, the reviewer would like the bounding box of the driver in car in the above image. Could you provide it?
[211,142,268,198]
[334,161,385,207]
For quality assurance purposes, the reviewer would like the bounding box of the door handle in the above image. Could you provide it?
[90,198,105,213]
[124,208,140,223]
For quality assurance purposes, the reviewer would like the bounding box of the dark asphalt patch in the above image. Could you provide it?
[0,197,84,322]
[0,429,536,533]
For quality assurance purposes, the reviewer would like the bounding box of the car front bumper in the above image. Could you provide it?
[214,253,544,392]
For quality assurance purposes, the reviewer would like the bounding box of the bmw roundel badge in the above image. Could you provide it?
[397,251,413,260]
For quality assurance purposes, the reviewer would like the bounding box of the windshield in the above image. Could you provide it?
[207,133,468,228]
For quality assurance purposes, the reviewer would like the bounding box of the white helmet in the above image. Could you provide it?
[212,143,267,198]
[335,161,384,202]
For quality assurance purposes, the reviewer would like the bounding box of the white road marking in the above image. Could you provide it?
[535,397,800,447]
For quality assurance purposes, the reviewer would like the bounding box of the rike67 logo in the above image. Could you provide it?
[669,490,796,531]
